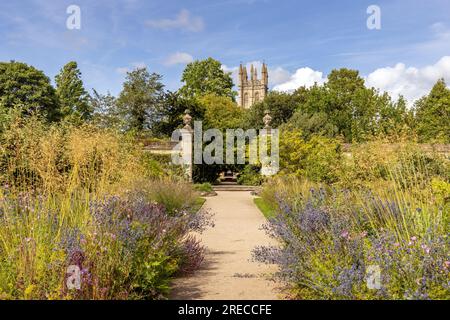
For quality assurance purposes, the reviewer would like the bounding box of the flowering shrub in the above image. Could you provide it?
[0,117,211,300]
[0,190,211,300]
[254,186,449,300]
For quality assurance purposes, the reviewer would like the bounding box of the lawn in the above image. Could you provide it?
[190,197,207,214]
[254,197,276,219]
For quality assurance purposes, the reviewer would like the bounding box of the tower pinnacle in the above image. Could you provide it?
[238,62,269,109]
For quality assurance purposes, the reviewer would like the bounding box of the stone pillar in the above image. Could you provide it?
[182,110,194,182]
[260,110,278,176]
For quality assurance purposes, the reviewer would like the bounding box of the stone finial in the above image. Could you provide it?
[183,109,193,131]
[263,110,272,129]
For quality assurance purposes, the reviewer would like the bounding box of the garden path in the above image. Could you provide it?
[170,191,280,300]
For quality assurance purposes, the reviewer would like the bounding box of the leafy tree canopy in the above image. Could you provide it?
[90,90,122,130]
[0,61,59,121]
[55,61,91,123]
[152,91,205,137]
[415,78,450,143]
[179,58,235,100]
[199,94,243,130]
[117,67,165,132]
[243,90,305,129]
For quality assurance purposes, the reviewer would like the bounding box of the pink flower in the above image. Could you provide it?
[341,231,350,239]
[410,236,417,242]
[444,261,450,269]
[421,244,430,254]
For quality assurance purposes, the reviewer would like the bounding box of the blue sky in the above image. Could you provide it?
[1,0,450,103]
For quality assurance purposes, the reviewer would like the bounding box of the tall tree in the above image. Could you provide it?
[117,67,165,132]
[152,91,204,137]
[90,90,122,129]
[55,61,91,122]
[325,68,367,141]
[243,90,304,129]
[0,61,59,121]
[415,78,450,143]
[179,58,235,100]
[199,94,243,130]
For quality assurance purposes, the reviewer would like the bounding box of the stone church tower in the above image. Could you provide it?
[238,63,268,109]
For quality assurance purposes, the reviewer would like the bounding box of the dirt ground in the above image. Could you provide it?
[170,191,280,300]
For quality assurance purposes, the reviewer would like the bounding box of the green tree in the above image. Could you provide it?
[55,61,91,123]
[117,67,165,132]
[179,58,235,100]
[199,94,243,130]
[292,69,406,142]
[152,91,205,137]
[279,128,341,183]
[325,68,367,141]
[0,61,59,121]
[375,95,413,139]
[415,79,450,143]
[90,90,123,130]
[244,90,305,129]
[284,109,338,140]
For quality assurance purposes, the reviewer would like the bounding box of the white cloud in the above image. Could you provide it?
[226,55,450,105]
[271,56,450,105]
[273,67,326,91]
[164,52,194,66]
[145,9,204,32]
[366,56,450,104]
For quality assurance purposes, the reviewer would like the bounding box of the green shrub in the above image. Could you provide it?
[279,129,342,183]
[237,165,264,186]
[194,183,213,193]
[255,161,450,300]
[139,178,199,216]
[0,116,208,300]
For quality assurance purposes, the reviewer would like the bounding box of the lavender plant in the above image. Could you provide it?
[254,186,449,300]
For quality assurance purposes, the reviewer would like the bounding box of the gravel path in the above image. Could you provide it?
[171,191,280,300]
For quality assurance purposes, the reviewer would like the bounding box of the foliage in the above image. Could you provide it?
[0,190,210,300]
[285,108,338,141]
[90,90,123,130]
[0,115,143,193]
[0,61,60,122]
[194,183,213,193]
[279,129,342,183]
[152,91,205,137]
[0,116,211,300]
[55,61,91,123]
[140,152,185,179]
[117,67,165,132]
[137,178,199,216]
[193,163,223,184]
[414,78,450,143]
[237,164,264,186]
[338,140,449,189]
[179,58,235,100]
[254,171,450,299]
[199,94,244,130]
[244,91,304,129]
[281,69,413,142]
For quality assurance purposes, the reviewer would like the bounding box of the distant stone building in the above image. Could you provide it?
[238,63,268,109]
